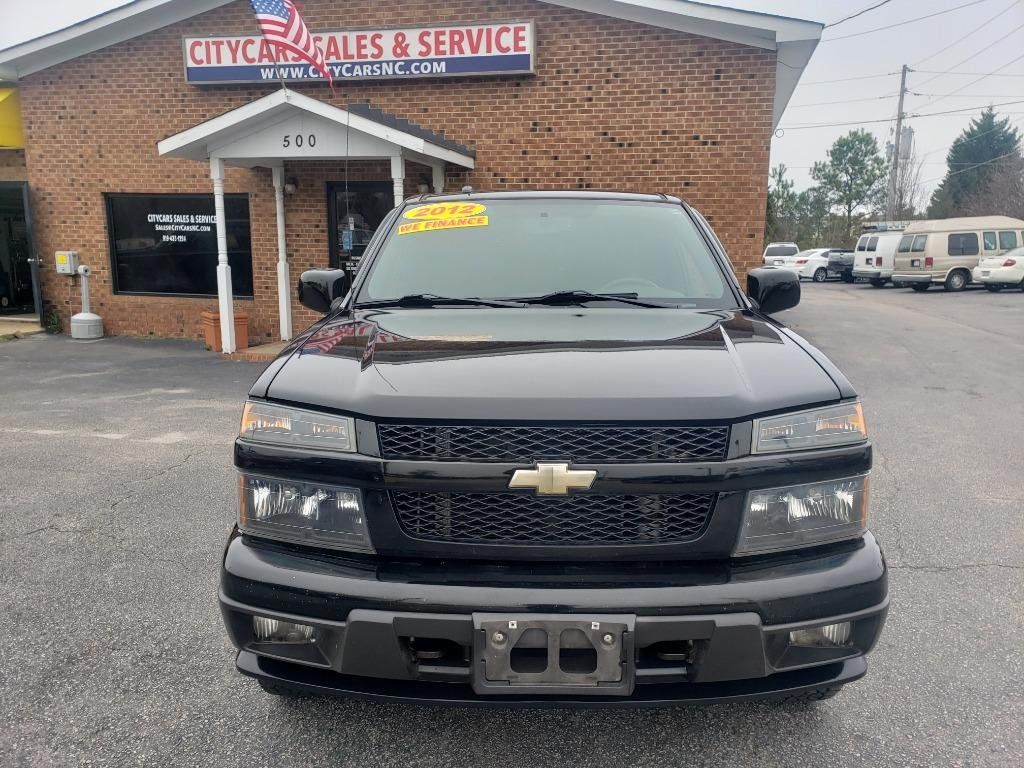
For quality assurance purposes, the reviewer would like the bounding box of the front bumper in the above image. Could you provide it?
[891,273,932,285]
[220,531,888,705]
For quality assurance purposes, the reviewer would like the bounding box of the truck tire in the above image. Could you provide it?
[842,273,855,283]
[911,283,930,292]
[771,686,843,706]
[813,268,828,283]
[944,269,969,292]
[870,279,886,288]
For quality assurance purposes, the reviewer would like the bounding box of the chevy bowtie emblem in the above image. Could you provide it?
[509,462,597,496]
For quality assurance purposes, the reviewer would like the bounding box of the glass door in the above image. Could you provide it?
[328,181,394,273]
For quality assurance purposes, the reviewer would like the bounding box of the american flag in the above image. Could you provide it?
[249,0,333,88]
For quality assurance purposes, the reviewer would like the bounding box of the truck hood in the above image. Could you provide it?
[264,308,842,421]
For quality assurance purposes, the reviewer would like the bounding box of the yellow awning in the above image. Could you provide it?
[0,88,25,149]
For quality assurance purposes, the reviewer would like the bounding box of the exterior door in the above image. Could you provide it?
[328,181,394,274]
[0,182,40,316]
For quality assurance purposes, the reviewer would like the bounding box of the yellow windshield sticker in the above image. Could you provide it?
[398,215,489,235]
[404,203,487,221]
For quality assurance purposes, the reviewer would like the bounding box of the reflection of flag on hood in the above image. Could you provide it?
[301,322,406,355]
[249,0,333,89]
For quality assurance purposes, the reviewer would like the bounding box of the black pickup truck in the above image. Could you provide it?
[221,191,887,706]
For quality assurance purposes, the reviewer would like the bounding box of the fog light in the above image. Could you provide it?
[789,621,851,648]
[252,615,314,644]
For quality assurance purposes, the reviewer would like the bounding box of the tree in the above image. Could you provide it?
[927,108,1022,218]
[959,153,1024,219]
[811,130,887,238]
[891,145,925,220]
[765,164,798,244]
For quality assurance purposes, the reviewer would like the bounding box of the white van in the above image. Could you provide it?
[851,231,905,287]
[891,216,1024,292]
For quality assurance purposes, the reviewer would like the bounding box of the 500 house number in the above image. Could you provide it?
[283,134,317,148]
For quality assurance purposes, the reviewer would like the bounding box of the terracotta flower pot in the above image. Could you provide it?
[200,310,249,351]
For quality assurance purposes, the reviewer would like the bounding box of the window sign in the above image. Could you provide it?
[183,21,534,84]
[105,194,253,297]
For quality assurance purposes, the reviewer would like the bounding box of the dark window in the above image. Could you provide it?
[998,231,1018,250]
[764,245,798,257]
[897,235,913,253]
[947,232,979,256]
[327,181,394,272]
[856,236,868,251]
[983,231,997,251]
[867,236,879,252]
[105,194,252,297]
[912,235,928,252]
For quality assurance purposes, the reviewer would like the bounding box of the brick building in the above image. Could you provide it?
[0,0,820,349]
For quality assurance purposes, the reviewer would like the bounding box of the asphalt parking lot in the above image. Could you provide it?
[1,282,1021,768]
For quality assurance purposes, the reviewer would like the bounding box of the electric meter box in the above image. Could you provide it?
[55,251,80,275]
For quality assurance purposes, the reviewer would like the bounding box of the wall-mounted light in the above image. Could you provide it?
[284,178,299,195]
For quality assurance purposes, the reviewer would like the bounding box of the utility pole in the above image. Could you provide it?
[887,64,910,220]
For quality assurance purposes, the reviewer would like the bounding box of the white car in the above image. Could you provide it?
[762,242,799,263]
[769,248,836,282]
[972,246,1024,291]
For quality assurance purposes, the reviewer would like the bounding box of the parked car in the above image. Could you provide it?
[851,231,905,287]
[222,191,887,706]
[775,248,852,282]
[892,216,1024,292]
[827,250,855,283]
[972,246,1024,291]
[762,242,799,263]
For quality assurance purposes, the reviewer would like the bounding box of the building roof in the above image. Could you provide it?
[0,0,822,127]
[157,88,476,168]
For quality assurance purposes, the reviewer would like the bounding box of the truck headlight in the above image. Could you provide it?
[734,475,868,556]
[239,474,374,553]
[752,402,866,454]
[239,401,356,453]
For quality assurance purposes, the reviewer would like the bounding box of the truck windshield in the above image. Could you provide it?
[357,199,734,308]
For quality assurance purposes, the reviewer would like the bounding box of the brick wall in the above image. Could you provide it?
[17,0,775,342]
[0,149,27,181]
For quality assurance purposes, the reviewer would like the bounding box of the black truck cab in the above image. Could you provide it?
[220,191,887,705]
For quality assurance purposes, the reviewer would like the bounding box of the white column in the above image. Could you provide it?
[432,163,445,194]
[210,156,236,354]
[272,166,292,341]
[390,154,405,206]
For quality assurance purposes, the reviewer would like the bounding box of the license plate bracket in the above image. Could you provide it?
[472,613,635,696]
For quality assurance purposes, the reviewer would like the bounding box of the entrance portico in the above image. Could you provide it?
[157,88,476,353]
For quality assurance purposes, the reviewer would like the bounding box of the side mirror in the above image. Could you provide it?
[747,267,801,314]
[297,269,351,314]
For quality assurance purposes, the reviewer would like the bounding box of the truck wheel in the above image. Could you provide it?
[944,270,969,292]
[813,268,828,283]
[911,283,930,292]
[257,679,309,699]
[771,686,843,706]
[869,279,886,288]
[985,284,1003,292]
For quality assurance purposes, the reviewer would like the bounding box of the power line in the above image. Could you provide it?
[788,93,899,108]
[821,0,993,42]
[916,149,1022,186]
[913,70,1024,77]
[913,20,1024,91]
[915,51,1024,111]
[779,98,1024,130]
[913,0,1020,67]
[800,71,901,85]
[915,115,1024,159]
[825,0,897,28]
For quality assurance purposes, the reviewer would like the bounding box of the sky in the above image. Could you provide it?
[2,0,1023,199]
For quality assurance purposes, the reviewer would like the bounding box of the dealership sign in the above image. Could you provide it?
[184,21,534,84]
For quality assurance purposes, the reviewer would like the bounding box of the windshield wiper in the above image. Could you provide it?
[510,290,676,308]
[355,293,527,309]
